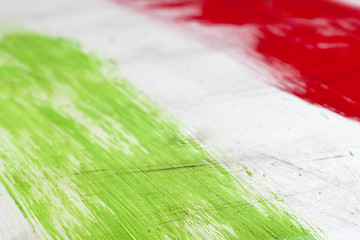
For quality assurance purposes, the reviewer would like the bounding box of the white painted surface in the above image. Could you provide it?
[0,0,360,239]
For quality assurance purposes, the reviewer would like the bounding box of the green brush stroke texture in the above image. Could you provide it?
[0,32,321,239]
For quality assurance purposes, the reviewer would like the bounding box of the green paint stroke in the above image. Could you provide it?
[0,31,321,239]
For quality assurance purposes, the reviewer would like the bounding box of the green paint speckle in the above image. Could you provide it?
[320,112,329,120]
[241,164,253,177]
[0,32,322,239]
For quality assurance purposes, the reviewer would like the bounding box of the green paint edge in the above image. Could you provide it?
[0,31,322,239]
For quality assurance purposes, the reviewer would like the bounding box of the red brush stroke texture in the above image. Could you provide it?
[116,0,360,121]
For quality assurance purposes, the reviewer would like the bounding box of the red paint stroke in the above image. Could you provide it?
[116,0,360,121]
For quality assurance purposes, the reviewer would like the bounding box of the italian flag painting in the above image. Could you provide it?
[0,0,360,239]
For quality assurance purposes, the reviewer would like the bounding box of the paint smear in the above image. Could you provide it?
[0,31,321,239]
[115,0,360,121]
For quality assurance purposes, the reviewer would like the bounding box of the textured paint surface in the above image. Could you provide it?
[116,0,360,121]
[0,32,321,239]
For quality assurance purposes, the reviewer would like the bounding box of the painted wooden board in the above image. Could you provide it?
[0,0,359,239]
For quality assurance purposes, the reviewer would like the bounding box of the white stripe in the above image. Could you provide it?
[1,0,360,239]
